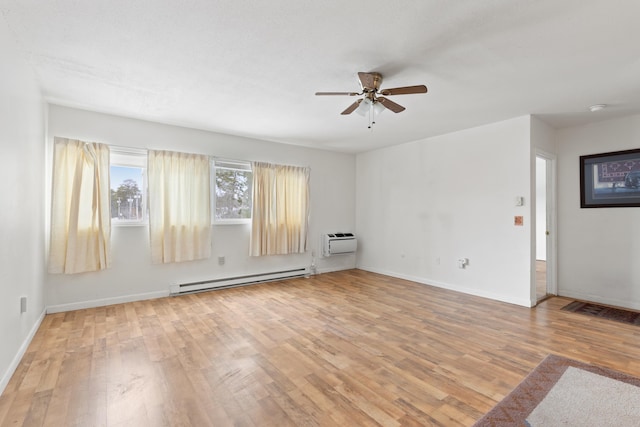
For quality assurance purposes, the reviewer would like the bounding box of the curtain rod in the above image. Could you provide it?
[214,157,309,169]
[108,149,310,170]
[109,144,148,156]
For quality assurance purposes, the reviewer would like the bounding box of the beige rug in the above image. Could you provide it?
[472,354,640,426]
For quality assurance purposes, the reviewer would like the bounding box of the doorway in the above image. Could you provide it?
[535,153,556,302]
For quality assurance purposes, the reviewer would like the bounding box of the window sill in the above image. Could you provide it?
[112,221,148,227]
[213,219,251,226]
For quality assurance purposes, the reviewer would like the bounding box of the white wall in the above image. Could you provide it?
[0,20,46,392]
[557,114,640,310]
[46,105,356,311]
[356,116,534,306]
[531,116,557,155]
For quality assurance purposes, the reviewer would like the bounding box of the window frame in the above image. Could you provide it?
[212,158,253,225]
[110,147,148,227]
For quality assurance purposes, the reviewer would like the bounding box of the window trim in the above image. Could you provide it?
[212,158,253,225]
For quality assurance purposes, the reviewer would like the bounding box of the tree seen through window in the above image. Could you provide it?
[215,165,252,221]
[111,166,144,221]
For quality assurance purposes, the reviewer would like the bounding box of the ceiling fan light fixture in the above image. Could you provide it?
[355,97,385,116]
[355,98,372,116]
[589,104,607,112]
[372,101,385,115]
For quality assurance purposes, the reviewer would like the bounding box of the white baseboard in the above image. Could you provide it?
[315,265,356,275]
[358,265,533,308]
[45,269,359,313]
[0,308,46,396]
[558,290,640,311]
[47,290,170,314]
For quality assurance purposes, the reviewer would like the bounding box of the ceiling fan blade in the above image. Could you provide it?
[380,85,428,96]
[358,72,382,91]
[377,97,405,113]
[315,91,360,96]
[341,99,362,115]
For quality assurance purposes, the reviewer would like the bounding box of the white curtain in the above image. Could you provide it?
[148,150,211,263]
[250,162,310,256]
[49,137,111,274]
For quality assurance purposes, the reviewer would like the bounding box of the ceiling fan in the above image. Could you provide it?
[315,72,427,123]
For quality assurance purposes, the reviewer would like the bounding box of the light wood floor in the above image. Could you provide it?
[2,270,640,426]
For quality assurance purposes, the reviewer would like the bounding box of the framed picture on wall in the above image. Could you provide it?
[580,148,640,208]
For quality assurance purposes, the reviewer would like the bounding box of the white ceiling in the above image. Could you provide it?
[2,0,640,153]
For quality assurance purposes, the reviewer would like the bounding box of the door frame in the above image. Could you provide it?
[535,150,557,299]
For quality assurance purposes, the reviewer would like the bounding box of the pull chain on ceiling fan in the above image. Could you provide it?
[315,72,427,128]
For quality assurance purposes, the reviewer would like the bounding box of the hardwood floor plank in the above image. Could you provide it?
[3,269,640,426]
[21,389,52,427]
[303,373,381,427]
[40,384,71,426]
[1,387,36,426]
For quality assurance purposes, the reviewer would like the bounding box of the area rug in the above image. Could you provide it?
[472,354,640,426]
[561,300,640,326]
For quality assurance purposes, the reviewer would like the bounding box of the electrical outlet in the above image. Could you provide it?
[435,257,440,265]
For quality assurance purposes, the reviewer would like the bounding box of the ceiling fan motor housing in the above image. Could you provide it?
[360,72,383,92]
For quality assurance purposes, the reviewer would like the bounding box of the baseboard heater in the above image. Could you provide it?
[170,267,309,295]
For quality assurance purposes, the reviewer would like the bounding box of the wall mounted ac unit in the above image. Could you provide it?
[323,233,357,256]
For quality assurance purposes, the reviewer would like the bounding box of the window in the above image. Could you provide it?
[213,159,252,224]
[110,148,147,225]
